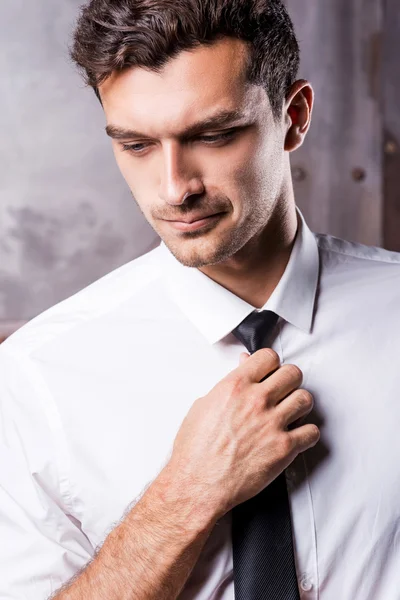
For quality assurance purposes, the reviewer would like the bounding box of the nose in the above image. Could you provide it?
[158,141,204,205]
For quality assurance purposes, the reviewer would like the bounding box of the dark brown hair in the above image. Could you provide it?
[70,0,300,120]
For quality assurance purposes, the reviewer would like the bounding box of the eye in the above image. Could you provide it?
[120,142,151,154]
[120,130,236,155]
[197,131,236,143]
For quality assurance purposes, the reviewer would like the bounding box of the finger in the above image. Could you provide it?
[239,352,250,365]
[275,389,314,428]
[259,364,303,406]
[240,348,281,384]
[288,423,320,454]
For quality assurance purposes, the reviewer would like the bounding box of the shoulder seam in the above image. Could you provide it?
[316,236,400,265]
[3,254,162,358]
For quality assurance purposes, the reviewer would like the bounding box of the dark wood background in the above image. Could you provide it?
[286,0,400,250]
[0,0,399,342]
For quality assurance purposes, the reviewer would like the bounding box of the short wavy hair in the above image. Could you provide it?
[70,0,300,120]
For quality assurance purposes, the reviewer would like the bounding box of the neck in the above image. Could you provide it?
[198,200,298,309]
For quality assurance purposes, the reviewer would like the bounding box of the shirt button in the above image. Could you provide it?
[299,576,313,592]
[285,467,295,481]
[285,468,297,491]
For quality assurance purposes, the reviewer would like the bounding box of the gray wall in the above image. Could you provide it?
[286,0,383,247]
[0,0,159,334]
[1,1,399,338]
[285,0,400,250]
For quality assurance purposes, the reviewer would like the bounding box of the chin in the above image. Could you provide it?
[163,241,216,268]
[162,233,238,268]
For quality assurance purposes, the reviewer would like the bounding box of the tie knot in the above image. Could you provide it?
[232,310,279,354]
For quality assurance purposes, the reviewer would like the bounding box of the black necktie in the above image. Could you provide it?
[231,310,300,600]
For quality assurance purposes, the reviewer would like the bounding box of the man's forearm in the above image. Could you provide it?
[52,464,220,600]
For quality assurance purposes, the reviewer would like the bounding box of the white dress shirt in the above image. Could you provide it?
[1,206,400,600]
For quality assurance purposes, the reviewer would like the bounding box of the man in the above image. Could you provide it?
[1,0,400,598]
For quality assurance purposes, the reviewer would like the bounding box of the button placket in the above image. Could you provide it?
[279,323,320,598]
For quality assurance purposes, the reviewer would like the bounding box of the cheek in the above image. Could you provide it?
[113,151,150,201]
[223,141,276,196]
[213,138,262,190]
[252,136,285,191]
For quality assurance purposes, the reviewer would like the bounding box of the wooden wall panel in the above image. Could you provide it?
[285,0,384,246]
[382,0,400,251]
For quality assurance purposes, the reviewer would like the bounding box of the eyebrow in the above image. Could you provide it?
[105,109,249,141]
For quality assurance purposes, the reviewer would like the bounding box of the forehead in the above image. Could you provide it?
[99,37,268,135]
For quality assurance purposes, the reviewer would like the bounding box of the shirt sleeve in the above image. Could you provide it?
[0,346,94,599]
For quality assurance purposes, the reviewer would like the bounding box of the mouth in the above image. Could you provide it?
[164,212,227,232]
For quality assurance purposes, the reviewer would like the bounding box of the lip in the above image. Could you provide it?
[165,212,226,232]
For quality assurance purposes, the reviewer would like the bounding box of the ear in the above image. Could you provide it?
[284,80,314,152]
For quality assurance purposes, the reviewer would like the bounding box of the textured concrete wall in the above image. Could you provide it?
[0,0,159,327]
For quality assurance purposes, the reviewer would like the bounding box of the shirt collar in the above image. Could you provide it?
[158,206,320,345]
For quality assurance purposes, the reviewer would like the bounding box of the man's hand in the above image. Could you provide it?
[52,349,319,600]
[168,349,320,519]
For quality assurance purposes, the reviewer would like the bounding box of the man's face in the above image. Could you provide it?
[99,37,288,268]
